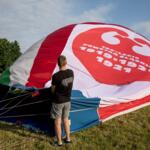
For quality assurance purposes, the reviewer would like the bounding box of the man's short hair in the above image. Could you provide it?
[58,55,67,68]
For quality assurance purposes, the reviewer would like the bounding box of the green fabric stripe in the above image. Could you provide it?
[0,68,11,85]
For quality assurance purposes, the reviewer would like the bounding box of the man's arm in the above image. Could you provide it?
[51,85,56,94]
[51,74,56,94]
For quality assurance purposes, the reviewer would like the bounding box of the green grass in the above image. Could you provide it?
[0,106,150,150]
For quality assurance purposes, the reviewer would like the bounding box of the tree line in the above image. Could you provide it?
[0,38,21,73]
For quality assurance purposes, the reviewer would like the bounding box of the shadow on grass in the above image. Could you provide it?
[0,121,52,143]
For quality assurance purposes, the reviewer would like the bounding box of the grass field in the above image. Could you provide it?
[0,106,150,150]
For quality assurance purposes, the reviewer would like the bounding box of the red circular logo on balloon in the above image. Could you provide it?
[72,27,150,85]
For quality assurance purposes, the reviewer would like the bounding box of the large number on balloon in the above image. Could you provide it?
[101,31,150,57]
[72,27,150,85]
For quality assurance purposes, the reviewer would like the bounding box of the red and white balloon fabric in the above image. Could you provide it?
[0,22,150,122]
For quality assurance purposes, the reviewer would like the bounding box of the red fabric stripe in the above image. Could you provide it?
[99,95,150,120]
[26,24,76,88]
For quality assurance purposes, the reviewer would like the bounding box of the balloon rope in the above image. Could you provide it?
[0,93,32,109]
[0,94,31,117]
[0,92,32,104]
[0,99,50,111]
[0,113,48,119]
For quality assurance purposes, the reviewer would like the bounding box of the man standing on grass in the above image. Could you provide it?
[50,55,74,146]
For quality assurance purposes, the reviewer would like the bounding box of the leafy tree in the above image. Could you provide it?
[0,39,21,73]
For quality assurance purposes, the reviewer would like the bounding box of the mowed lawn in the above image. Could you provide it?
[0,106,150,150]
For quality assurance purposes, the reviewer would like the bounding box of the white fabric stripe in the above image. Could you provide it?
[9,38,45,86]
[70,107,95,113]
[99,92,150,106]
[101,102,150,122]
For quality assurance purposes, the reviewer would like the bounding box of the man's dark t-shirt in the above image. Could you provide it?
[52,69,74,104]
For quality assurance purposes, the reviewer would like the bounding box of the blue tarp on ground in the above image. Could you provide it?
[70,90,100,132]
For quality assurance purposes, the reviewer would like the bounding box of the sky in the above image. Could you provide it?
[0,0,150,52]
